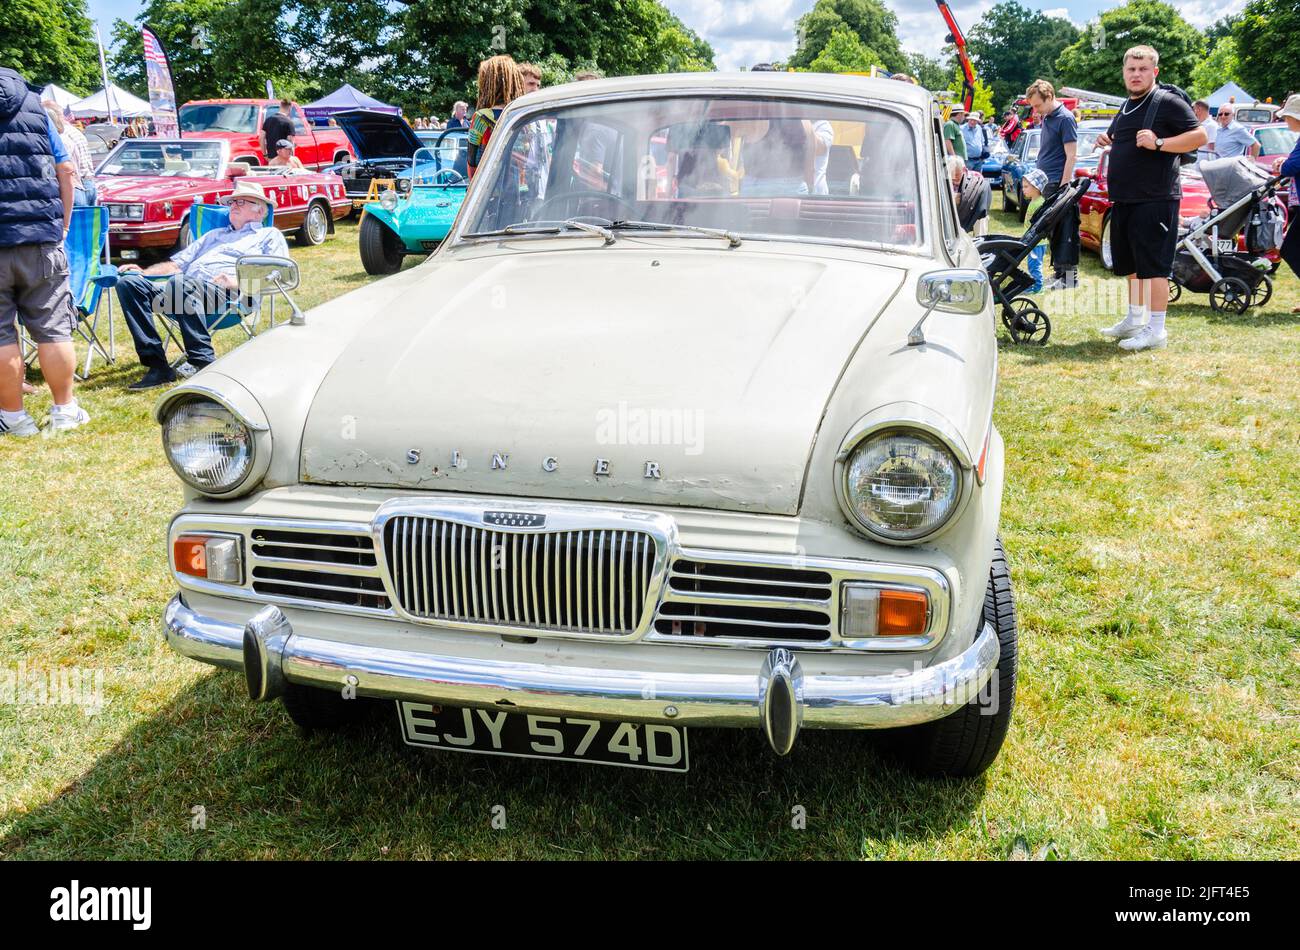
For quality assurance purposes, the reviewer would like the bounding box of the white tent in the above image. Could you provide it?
[69,83,151,120]
[40,83,81,110]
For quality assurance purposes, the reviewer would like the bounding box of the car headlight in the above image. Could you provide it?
[379,188,398,211]
[842,429,962,542]
[108,203,145,221]
[161,397,255,493]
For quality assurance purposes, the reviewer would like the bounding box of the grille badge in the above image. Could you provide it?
[483,510,546,528]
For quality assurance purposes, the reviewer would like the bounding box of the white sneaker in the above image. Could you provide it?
[175,361,198,379]
[1100,316,1146,340]
[0,412,40,437]
[1118,325,1168,351]
[48,405,91,432]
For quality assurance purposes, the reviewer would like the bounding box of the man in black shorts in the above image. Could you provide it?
[1096,45,1205,351]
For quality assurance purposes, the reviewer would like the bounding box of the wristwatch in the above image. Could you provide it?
[1155,137,1165,150]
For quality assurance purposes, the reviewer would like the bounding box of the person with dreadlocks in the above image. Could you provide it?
[467,54,524,179]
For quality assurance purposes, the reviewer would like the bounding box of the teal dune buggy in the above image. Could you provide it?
[360,128,468,275]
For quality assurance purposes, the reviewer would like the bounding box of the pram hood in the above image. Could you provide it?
[1198,156,1272,209]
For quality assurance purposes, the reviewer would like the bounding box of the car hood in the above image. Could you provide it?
[332,109,423,161]
[300,246,906,515]
[94,175,217,202]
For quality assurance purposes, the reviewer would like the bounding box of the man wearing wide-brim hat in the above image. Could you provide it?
[114,180,288,389]
[943,105,968,161]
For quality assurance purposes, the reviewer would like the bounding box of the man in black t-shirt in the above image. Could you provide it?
[1095,45,1205,352]
[260,100,294,163]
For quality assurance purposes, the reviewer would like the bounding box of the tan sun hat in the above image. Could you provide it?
[219,179,276,210]
[1278,94,1300,123]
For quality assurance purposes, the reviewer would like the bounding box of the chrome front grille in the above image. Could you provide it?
[249,527,390,611]
[382,516,658,634]
[654,555,835,643]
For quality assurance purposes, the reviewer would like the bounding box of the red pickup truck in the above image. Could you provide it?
[177,98,355,169]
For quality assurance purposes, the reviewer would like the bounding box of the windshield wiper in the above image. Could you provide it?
[609,219,742,247]
[463,219,615,244]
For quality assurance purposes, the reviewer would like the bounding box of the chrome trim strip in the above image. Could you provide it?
[164,595,997,731]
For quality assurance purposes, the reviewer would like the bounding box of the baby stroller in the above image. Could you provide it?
[974,176,1091,344]
[1170,156,1286,314]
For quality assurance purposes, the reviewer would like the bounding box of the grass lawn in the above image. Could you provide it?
[1,207,1296,860]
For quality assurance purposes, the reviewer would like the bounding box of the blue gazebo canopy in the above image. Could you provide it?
[302,83,400,121]
[1206,81,1256,111]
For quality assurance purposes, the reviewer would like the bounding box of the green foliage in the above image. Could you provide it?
[967,1,1080,110]
[1233,0,1300,102]
[0,0,101,93]
[949,66,995,118]
[1054,1,1204,96]
[1190,36,1241,100]
[804,27,880,74]
[107,0,713,117]
[906,52,949,91]
[789,0,905,74]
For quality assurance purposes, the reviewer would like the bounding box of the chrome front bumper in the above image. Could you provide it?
[164,594,999,742]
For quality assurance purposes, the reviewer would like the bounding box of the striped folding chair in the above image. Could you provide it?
[156,202,277,364]
[21,205,119,380]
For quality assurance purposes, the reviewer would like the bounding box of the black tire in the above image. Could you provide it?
[1016,184,1027,224]
[1167,279,1181,304]
[1252,273,1273,309]
[172,216,193,254]
[895,539,1018,778]
[360,212,404,275]
[1210,276,1251,314]
[296,201,330,247]
[1007,299,1051,345]
[1002,182,1015,213]
[281,682,373,731]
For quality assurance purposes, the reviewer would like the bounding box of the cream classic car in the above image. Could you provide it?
[157,73,1015,777]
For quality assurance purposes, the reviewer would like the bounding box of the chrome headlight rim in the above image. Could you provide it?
[159,392,268,498]
[835,424,969,545]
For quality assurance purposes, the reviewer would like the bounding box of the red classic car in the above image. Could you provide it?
[1077,148,1212,270]
[95,138,353,260]
[1252,122,1298,173]
[179,98,354,168]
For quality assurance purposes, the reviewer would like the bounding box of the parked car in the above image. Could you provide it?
[1077,148,1212,270]
[359,131,469,274]
[1220,102,1280,128]
[325,109,427,208]
[1252,122,1298,173]
[178,98,355,169]
[1001,120,1109,221]
[157,72,1015,778]
[95,138,352,259]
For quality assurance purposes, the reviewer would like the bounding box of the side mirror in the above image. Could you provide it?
[910,269,988,346]
[237,255,306,326]
[227,163,249,179]
[916,269,987,314]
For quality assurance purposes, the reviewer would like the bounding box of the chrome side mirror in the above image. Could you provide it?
[237,255,305,325]
[909,269,988,346]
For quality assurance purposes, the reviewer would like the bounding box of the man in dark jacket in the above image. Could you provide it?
[0,66,85,437]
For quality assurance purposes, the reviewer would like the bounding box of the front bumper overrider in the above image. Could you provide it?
[164,594,999,752]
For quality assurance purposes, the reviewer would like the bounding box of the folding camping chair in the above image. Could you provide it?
[156,202,277,364]
[20,205,119,380]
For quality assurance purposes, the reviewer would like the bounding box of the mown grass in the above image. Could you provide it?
[1,208,1296,859]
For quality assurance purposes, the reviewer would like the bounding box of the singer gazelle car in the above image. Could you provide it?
[158,73,1015,777]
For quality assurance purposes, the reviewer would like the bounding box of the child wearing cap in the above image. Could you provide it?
[1022,168,1050,293]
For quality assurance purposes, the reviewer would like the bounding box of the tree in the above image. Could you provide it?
[804,27,879,74]
[906,51,949,90]
[790,0,905,73]
[1054,1,1203,96]
[1233,0,1300,102]
[0,0,101,93]
[1190,36,1241,100]
[966,1,1080,110]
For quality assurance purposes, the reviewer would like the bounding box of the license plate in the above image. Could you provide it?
[396,702,689,772]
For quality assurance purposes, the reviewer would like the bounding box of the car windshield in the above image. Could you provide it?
[1234,109,1274,125]
[1076,129,1105,162]
[411,141,468,185]
[179,103,259,133]
[1255,126,1298,155]
[462,96,924,249]
[97,141,225,178]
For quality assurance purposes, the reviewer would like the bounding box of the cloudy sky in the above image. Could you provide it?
[85,0,1247,71]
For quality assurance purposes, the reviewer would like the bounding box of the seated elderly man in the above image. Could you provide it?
[114,181,286,390]
[948,154,991,235]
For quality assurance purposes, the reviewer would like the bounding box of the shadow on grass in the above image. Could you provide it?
[1,670,989,859]
[996,336,1127,363]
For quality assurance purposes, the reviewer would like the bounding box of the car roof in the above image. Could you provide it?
[511,71,936,111]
